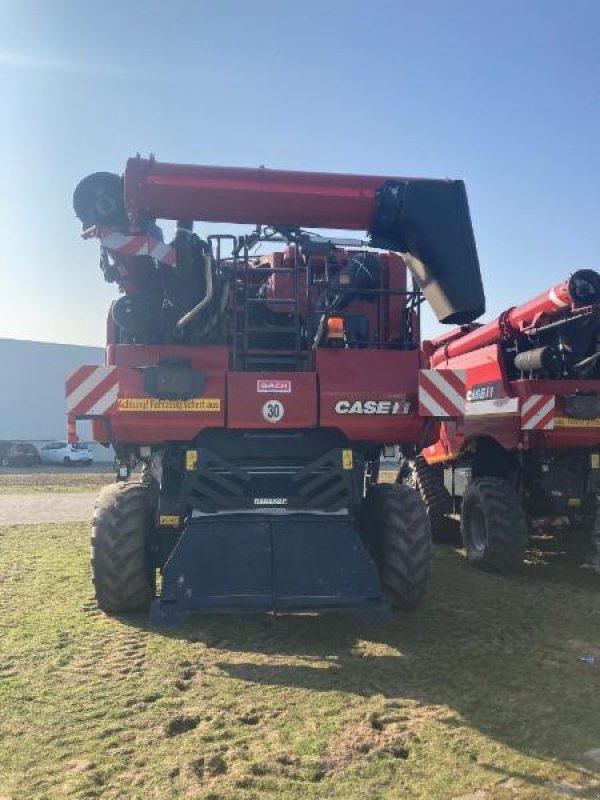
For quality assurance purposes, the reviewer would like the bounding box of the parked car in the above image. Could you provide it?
[1,442,41,467]
[40,442,94,466]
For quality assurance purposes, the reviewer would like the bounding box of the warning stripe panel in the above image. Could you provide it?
[521,394,555,430]
[439,368,465,398]
[548,287,569,309]
[99,227,176,266]
[422,374,461,414]
[65,365,97,397]
[66,366,119,416]
[70,372,118,415]
[418,369,466,418]
[86,383,119,416]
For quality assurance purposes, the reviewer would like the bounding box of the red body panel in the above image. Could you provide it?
[437,345,521,452]
[71,346,229,444]
[317,349,425,443]
[511,378,600,398]
[423,363,600,464]
[513,379,600,447]
[227,373,317,429]
[441,344,510,393]
[110,367,225,444]
[125,157,433,229]
[69,346,428,446]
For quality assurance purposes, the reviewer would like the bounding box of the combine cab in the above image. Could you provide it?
[68,156,484,622]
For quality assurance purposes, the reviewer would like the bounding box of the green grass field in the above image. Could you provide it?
[1,520,599,799]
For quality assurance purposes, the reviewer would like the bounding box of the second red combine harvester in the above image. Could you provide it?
[411,270,600,572]
[69,156,484,622]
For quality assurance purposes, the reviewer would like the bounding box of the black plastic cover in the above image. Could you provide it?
[369,180,485,324]
[73,172,128,229]
[142,365,205,399]
[564,393,600,420]
[568,270,600,307]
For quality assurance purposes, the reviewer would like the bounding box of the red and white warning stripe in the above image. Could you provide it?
[521,394,555,430]
[418,369,466,418]
[66,366,119,417]
[548,286,569,309]
[99,228,176,266]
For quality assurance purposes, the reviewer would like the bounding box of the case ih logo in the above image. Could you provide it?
[257,380,291,393]
[466,383,497,402]
[335,399,411,416]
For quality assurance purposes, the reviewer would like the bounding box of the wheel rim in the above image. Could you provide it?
[468,505,488,555]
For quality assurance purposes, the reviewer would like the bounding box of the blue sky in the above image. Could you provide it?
[0,0,598,346]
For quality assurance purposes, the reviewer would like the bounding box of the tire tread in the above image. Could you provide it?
[91,482,155,612]
[364,483,432,609]
[461,477,528,572]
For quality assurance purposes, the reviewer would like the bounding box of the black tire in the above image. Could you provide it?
[91,482,156,612]
[63,457,72,466]
[398,455,455,542]
[461,477,528,572]
[363,483,432,609]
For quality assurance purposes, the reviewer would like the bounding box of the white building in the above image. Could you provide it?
[0,338,113,461]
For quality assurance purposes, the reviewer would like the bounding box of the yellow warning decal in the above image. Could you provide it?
[186,450,198,471]
[342,449,353,470]
[554,416,600,428]
[117,398,221,412]
[159,515,181,527]
[591,453,600,469]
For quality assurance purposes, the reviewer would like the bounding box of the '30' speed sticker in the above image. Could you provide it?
[262,400,285,423]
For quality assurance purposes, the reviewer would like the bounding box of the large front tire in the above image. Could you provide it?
[461,477,528,572]
[364,483,432,609]
[91,482,156,612]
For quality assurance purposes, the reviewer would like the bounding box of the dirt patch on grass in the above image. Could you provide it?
[164,715,202,737]
[0,468,112,494]
[323,704,427,774]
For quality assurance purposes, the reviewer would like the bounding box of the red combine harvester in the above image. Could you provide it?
[68,156,485,623]
[413,271,600,572]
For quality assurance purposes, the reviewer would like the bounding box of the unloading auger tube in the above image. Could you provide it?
[73,155,485,325]
[428,270,600,367]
